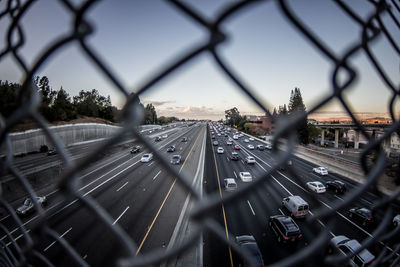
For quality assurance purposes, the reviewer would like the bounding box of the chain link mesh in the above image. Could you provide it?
[0,0,399,266]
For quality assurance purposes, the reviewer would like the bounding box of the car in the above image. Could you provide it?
[217,133,221,136]
[141,153,153,162]
[234,145,241,150]
[224,134,228,137]
[181,137,188,142]
[239,172,252,182]
[233,135,239,140]
[349,207,374,226]
[313,166,328,175]
[325,180,346,194]
[393,214,400,227]
[213,141,219,146]
[282,196,309,218]
[211,135,215,139]
[257,145,265,151]
[162,134,168,139]
[167,145,175,152]
[269,215,302,243]
[244,139,249,143]
[247,144,255,150]
[130,146,141,153]
[170,155,182,165]
[217,147,224,154]
[231,152,240,161]
[155,136,162,142]
[16,196,47,216]
[328,235,375,266]
[245,156,256,164]
[226,140,233,145]
[239,134,244,137]
[249,137,254,141]
[47,148,57,156]
[224,178,237,191]
[306,181,326,193]
[235,235,265,267]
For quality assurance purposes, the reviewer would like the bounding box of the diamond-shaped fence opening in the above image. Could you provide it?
[0,0,399,266]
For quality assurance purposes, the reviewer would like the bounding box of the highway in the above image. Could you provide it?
[203,123,400,266]
[2,123,206,266]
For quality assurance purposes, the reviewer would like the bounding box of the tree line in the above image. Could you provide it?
[0,77,117,122]
[142,103,180,125]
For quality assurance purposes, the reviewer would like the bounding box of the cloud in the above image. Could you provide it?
[158,105,223,120]
[143,100,175,106]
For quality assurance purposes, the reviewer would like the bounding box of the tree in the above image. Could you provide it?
[272,107,278,117]
[243,122,254,134]
[144,103,157,124]
[53,87,76,121]
[288,87,309,144]
[278,104,288,116]
[35,76,56,106]
[0,81,19,118]
[225,107,242,127]
[307,123,321,142]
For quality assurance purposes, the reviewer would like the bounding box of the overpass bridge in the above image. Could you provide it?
[315,123,393,150]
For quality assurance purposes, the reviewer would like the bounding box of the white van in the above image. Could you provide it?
[224,178,237,191]
[282,196,309,218]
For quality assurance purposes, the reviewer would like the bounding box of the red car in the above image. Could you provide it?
[234,145,240,150]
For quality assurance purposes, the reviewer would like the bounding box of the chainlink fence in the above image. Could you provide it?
[0,0,400,266]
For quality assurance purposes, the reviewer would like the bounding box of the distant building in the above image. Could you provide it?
[247,115,272,135]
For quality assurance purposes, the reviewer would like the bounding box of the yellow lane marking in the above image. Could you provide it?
[209,131,234,267]
[136,127,203,254]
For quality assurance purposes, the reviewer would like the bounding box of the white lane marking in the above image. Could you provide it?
[83,254,88,260]
[153,170,162,180]
[112,206,130,226]
[278,208,284,215]
[247,200,256,216]
[241,160,245,164]
[116,182,128,192]
[44,227,72,252]
[334,195,344,202]
[360,197,373,205]
[233,171,237,179]
[5,229,31,247]
[148,161,154,167]
[226,157,229,162]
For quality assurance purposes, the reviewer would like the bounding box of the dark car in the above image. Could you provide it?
[235,235,265,267]
[167,146,175,152]
[155,136,162,142]
[130,146,141,154]
[269,215,302,243]
[234,145,241,150]
[213,141,219,146]
[326,180,346,194]
[16,196,47,216]
[231,152,240,161]
[181,137,188,142]
[349,207,374,226]
[170,155,182,165]
[47,148,57,156]
[211,135,215,139]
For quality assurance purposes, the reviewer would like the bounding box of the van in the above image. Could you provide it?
[282,196,309,218]
[224,178,237,191]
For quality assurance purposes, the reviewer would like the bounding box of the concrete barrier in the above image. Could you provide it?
[1,123,161,156]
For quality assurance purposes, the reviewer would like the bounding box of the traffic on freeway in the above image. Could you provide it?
[204,122,400,267]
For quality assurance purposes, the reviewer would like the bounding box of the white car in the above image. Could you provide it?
[239,172,252,182]
[244,139,249,143]
[162,134,168,139]
[217,147,224,154]
[306,181,326,193]
[266,143,272,150]
[245,156,256,164]
[247,144,255,150]
[313,167,328,175]
[226,140,233,145]
[249,137,254,141]
[393,214,400,227]
[233,135,239,140]
[141,153,153,162]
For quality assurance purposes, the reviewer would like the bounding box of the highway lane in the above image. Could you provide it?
[35,123,206,266]
[204,124,400,266]
[2,123,205,265]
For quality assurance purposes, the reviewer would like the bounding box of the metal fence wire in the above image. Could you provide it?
[0,0,400,266]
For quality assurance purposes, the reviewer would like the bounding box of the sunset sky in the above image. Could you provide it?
[1,0,398,120]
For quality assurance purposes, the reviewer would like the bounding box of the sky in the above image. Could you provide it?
[0,0,399,121]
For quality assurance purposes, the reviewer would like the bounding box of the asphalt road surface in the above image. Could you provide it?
[203,124,400,267]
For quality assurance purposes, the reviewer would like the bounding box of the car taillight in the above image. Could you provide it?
[298,234,302,238]
[284,237,290,240]
[367,218,371,221]
[295,212,298,215]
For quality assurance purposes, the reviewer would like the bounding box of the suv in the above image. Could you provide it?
[155,136,162,142]
[257,145,265,151]
[167,145,175,152]
[349,207,374,227]
[181,137,188,142]
[245,156,256,164]
[130,146,141,154]
[326,180,346,194]
[269,215,302,243]
[235,235,265,267]
[328,235,375,266]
